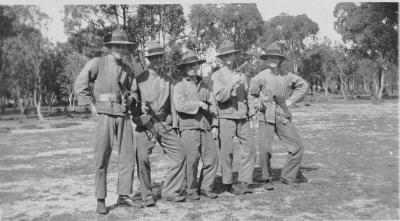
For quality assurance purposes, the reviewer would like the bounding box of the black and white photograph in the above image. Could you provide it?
[0,0,398,220]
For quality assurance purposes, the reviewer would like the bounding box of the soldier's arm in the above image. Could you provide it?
[247,75,263,116]
[127,67,139,102]
[287,73,309,104]
[204,81,219,128]
[211,72,236,103]
[173,81,201,115]
[170,82,179,129]
[74,58,99,106]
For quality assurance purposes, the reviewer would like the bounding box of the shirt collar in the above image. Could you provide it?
[107,54,123,65]
[185,76,202,85]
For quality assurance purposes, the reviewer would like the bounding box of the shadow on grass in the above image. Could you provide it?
[211,166,317,193]
[127,166,318,202]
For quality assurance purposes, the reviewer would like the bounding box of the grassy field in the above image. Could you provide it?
[0,99,398,220]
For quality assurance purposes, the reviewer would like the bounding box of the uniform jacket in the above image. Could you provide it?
[211,66,254,120]
[174,77,218,131]
[74,54,135,116]
[249,68,308,123]
[134,68,178,127]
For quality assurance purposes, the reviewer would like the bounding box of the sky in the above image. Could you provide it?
[3,0,347,44]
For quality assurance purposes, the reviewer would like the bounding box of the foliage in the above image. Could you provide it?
[219,3,264,51]
[188,4,221,50]
[334,2,398,99]
[260,13,319,73]
[60,51,88,110]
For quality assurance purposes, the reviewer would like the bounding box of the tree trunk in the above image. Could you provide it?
[372,72,379,99]
[338,69,348,100]
[363,75,370,94]
[0,96,5,114]
[340,80,347,100]
[34,90,44,120]
[69,93,74,112]
[122,5,127,29]
[323,81,329,96]
[72,95,75,112]
[16,98,25,117]
[377,68,385,100]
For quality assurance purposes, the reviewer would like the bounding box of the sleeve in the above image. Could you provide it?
[170,83,179,129]
[248,74,262,97]
[287,73,308,104]
[127,68,139,102]
[131,114,151,127]
[211,72,233,103]
[173,81,200,115]
[247,76,262,117]
[205,82,219,128]
[74,58,99,106]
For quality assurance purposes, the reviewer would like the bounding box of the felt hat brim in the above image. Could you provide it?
[216,49,240,57]
[178,59,206,69]
[260,53,286,60]
[105,41,136,46]
[145,51,165,57]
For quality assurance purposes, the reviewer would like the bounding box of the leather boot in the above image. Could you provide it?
[96,199,107,214]
[237,182,253,194]
[263,179,274,190]
[199,190,218,199]
[117,195,135,207]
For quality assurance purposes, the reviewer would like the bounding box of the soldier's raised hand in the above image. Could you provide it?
[211,127,219,139]
[231,74,241,85]
[198,101,209,110]
[141,104,149,114]
[90,103,99,118]
[122,95,134,107]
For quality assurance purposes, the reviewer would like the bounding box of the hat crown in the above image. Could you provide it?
[218,40,236,53]
[265,43,282,54]
[259,43,286,60]
[146,40,164,56]
[182,50,200,63]
[110,29,129,42]
[178,49,205,69]
[105,28,135,45]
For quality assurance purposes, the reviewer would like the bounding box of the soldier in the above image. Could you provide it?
[173,50,219,201]
[249,43,308,189]
[74,28,141,214]
[134,40,187,205]
[211,40,256,195]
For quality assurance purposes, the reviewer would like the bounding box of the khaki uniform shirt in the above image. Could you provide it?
[174,77,218,131]
[249,68,308,123]
[74,54,135,116]
[134,68,178,127]
[211,66,254,119]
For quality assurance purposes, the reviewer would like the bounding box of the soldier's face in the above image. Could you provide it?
[266,56,283,69]
[111,44,127,60]
[149,54,163,68]
[186,63,199,76]
[220,53,234,66]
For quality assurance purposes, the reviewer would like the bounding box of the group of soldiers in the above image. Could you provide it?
[74,28,308,214]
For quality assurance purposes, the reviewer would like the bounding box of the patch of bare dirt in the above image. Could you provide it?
[0,100,398,220]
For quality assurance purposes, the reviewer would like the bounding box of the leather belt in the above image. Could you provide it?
[97,93,122,103]
[152,112,169,122]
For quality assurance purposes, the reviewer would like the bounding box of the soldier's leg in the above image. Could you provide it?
[180,129,201,195]
[275,122,304,182]
[94,114,114,199]
[218,119,236,185]
[136,129,156,199]
[257,122,275,181]
[235,119,257,184]
[155,122,186,197]
[199,130,218,192]
[116,116,135,196]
